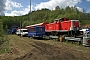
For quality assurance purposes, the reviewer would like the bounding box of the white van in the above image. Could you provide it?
[16,29,28,36]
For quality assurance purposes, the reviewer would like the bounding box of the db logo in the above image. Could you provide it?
[87,40,90,44]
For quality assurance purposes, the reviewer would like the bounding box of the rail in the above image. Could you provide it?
[65,37,81,45]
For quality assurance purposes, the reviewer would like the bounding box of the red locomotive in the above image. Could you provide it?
[26,18,80,37]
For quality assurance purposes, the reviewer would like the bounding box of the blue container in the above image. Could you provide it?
[87,28,90,34]
[28,26,45,37]
[88,28,90,32]
[11,28,17,34]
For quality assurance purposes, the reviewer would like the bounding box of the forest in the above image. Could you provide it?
[0,6,90,31]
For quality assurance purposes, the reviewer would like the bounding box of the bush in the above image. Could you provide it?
[0,21,5,44]
[0,36,9,54]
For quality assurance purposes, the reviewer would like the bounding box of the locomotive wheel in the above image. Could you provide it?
[51,31,58,36]
[46,32,50,36]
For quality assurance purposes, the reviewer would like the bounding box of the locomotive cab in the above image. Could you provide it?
[54,18,68,23]
[70,20,80,31]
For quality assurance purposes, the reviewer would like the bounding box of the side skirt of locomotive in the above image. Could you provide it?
[45,30,80,39]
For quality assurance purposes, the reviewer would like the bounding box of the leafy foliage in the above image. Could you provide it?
[1,6,90,29]
[0,18,9,54]
[0,19,5,45]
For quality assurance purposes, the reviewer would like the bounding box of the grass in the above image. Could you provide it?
[63,39,90,51]
[0,36,9,54]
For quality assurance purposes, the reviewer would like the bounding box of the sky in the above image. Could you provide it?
[0,0,90,16]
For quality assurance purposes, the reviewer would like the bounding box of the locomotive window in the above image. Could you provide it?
[39,28,42,31]
[29,28,35,32]
[54,20,58,22]
[32,28,35,32]
[59,19,63,22]
[54,19,58,23]
[59,18,64,22]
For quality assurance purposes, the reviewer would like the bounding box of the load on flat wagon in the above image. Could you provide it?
[16,29,28,36]
[26,18,81,38]
[7,26,18,34]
